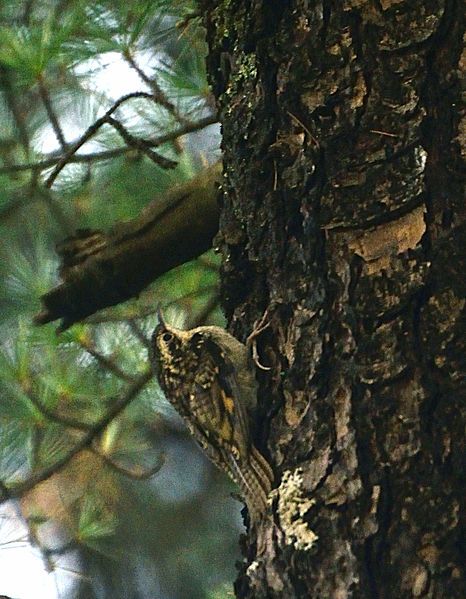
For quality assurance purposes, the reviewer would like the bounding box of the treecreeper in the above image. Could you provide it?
[150,310,273,526]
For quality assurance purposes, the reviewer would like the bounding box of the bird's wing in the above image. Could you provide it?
[187,333,251,461]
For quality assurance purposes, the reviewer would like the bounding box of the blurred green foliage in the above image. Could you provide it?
[0,2,238,598]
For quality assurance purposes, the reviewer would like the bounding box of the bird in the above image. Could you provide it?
[150,309,273,524]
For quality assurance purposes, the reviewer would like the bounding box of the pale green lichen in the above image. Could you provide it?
[246,559,259,578]
[211,0,233,39]
[276,468,318,551]
[223,50,258,112]
[237,52,257,81]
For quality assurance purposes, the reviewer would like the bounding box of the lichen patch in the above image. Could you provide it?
[277,468,318,551]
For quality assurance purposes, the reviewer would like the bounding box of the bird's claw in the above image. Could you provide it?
[246,309,271,371]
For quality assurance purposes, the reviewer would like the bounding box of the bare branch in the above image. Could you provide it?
[0,114,218,177]
[44,92,160,188]
[35,162,222,329]
[123,49,188,125]
[105,115,177,170]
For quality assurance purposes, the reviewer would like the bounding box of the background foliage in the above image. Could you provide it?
[0,2,238,598]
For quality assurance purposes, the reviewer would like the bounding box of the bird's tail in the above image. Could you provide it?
[228,445,273,523]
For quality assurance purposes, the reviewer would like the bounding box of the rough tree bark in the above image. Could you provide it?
[204,1,465,598]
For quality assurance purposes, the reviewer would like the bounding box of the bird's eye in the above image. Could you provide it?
[162,332,173,343]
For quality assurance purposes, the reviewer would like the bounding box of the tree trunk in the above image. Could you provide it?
[204,1,465,597]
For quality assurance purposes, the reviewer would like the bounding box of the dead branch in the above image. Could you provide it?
[35,161,222,330]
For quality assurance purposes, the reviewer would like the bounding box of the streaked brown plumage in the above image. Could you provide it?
[150,312,273,523]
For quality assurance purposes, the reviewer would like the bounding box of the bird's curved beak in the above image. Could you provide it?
[156,306,167,328]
